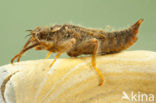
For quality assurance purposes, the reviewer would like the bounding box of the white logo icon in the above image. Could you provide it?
[122,91,155,102]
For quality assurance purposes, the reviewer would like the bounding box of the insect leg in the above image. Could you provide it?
[49,52,62,68]
[17,55,21,62]
[15,38,33,62]
[11,43,39,64]
[49,38,76,68]
[46,51,52,59]
[91,38,104,86]
[23,37,32,48]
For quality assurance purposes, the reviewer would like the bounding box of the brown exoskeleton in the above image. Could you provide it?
[11,19,143,86]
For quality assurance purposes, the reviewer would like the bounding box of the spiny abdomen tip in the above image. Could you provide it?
[138,18,144,24]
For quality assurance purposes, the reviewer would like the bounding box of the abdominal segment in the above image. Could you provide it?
[66,19,143,56]
[99,19,143,54]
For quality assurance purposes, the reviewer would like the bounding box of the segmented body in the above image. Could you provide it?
[31,19,143,57]
[11,19,143,63]
[60,24,138,56]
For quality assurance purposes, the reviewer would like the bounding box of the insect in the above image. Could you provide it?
[11,19,143,86]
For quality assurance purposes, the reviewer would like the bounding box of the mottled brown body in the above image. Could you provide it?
[32,19,142,56]
[11,19,143,86]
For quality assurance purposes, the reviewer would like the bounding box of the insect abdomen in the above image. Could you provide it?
[100,19,143,53]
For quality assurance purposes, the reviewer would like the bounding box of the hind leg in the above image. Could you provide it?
[90,38,104,86]
[71,38,104,86]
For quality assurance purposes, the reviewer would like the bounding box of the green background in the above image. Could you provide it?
[0,0,156,66]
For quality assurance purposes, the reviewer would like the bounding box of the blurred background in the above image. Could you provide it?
[0,0,155,66]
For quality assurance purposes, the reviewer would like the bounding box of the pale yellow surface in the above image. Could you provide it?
[0,50,156,103]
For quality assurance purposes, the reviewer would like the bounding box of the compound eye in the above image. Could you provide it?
[51,25,62,32]
[37,33,47,40]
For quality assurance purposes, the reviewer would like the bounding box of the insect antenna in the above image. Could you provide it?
[25,30,33,37]
[11,43,39,64]
[25,34,32,38]
[25,30,32,32]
